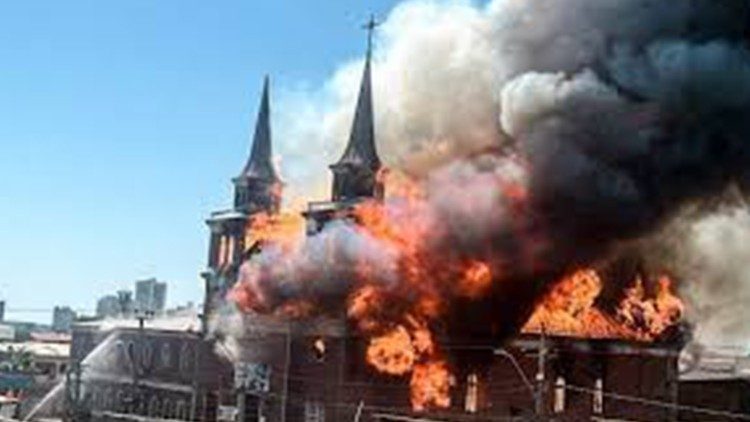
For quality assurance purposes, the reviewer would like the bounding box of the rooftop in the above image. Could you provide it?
[74,309,201,334]
[680,346,750,382]
[0,341,69,359]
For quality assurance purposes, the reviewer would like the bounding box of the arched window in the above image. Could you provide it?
[148,396,160,417]
[218,236,228,266]
[115,390,125,412]
[226,236,236,264]
[126,341,136,367]
[176,400,187,419]
[141,340,154,368]
[91,390,100,409]
[101,388,111,410]
[179,342,192,372]
[304,400,325,422]
[465,373,479,413]
[593,378,604,414]
[162,398,174,419]
[554,376,566,414]
[160,342,172,368]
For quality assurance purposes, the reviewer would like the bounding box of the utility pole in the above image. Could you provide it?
[128,309,154,415]
[280,321,291,422]
[535,329,548,420]
[65,361,90,422]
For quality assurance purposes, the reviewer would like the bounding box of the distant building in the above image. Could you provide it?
[96,289,135,319]
[96,295,119,318]
[1,321,49,342]
[51,306,76,333]
[0,325,14,342]
[134,278,167,314]
[116,289,134,315]
[0,301,5,322]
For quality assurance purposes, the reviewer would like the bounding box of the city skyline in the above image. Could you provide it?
[0,0,402,324]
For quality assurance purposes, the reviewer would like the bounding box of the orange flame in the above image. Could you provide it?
[410,360,455,412]
[244,211,305,252]
[457,261,493,299]
[522,269,684,341]
[230,168,685,412]
[366,326,416,376]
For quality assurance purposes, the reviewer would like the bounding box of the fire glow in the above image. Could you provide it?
[229,170,685,412]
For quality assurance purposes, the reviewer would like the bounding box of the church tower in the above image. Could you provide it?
[329,17,383,202]
[233,76,282,214]
[304,17,384,235]
[202,77,282,328]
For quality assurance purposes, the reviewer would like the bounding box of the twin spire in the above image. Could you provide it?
[238,15,382,210]
[330,15,383,201]
[238,76,280,183]
[331,36,380,171]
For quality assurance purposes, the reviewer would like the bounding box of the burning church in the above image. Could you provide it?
[20,1,742,421]
[196,1,750,421]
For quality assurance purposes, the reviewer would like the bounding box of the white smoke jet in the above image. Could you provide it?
[679,208,750,348]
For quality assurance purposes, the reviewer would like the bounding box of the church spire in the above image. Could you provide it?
[233,76,282,214]
[240,75,279,182]
[330,16,383,201]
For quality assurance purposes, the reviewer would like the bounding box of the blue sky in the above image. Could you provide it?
[0,0,402,323]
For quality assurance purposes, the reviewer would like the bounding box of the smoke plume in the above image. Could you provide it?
[241,0,750,349]
[674,207,750,347]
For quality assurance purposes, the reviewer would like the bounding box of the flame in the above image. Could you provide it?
[244,211,305,252]
[522,269,684,341]
[410,360,455,412]
[229,168,685,412]
[457,261,493,299]
[366,326,416,376]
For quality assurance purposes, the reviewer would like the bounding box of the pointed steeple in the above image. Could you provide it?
[330,16,383,202]
[233,76,282,214]
[332,53,380,170]
[240,76,280,182]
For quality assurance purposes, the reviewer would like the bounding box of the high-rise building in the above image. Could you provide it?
[96,295,120,318]
[52,306,77,332]
[134,278,167,314]
[0,300,5,322]
[95,289,135,319]
[116,290,134,315]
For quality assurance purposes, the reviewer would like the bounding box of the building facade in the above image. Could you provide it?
[64,314,231,422]
[52,306,77,333]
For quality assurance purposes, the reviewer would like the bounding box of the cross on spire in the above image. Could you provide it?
[362,14,380,57]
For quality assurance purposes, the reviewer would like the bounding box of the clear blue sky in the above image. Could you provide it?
[0,0,402,324]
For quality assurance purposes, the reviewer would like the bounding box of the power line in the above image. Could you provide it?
[565,384,750,421]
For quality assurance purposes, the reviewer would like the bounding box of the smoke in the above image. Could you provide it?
[240,0,750,347]
[674,207,750,347]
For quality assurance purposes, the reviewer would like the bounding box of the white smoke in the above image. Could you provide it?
[679,207,750,348]
[275,0,749,200]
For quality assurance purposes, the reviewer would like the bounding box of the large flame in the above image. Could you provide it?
[229,171,685,412]
[522,269,684,341]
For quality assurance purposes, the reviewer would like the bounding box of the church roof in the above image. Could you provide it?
[238,76,280,182]
[331,50,381,170]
